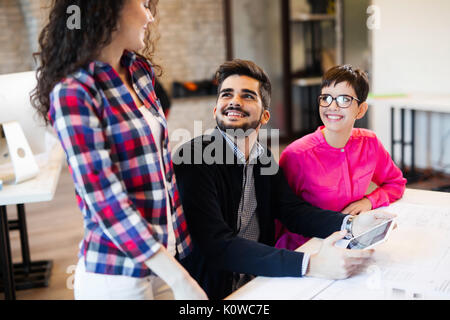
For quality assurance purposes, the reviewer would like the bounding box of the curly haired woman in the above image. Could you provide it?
[31,0,207,300]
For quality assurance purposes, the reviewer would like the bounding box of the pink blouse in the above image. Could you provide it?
[275,126,406,250]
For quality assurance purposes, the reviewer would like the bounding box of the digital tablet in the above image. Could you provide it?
[336,218,395,250]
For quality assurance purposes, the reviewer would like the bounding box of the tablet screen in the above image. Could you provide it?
[347,219,394,249]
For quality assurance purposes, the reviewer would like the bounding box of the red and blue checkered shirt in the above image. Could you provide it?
[49,50,192,277]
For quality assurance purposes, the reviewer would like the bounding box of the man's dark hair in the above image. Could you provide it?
[321,65,369,103]
[215,59,271,110]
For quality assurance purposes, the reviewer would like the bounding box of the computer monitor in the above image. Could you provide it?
[0,71,47,155]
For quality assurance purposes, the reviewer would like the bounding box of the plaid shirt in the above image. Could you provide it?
[49,50,191,277]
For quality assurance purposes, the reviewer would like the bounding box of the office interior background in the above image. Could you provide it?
[0,0,449,299]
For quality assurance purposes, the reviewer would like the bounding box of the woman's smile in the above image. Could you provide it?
[324,113,344,121]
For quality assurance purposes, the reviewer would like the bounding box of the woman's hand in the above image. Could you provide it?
[351,211,397,237]
[170,271,208,300]
[145,246,208,300]
[341,197,372,215]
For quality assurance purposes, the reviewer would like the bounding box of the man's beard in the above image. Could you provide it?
[216,109,263,138]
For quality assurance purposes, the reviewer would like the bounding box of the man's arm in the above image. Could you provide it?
[270,164,396,279]
[273,166,347,238]
[175,161,305,277]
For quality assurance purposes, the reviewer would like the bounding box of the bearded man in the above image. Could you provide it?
[173,59,394,300]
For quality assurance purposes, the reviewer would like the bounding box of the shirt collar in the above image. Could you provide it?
[88,50,137,73]
[218,127,264,164]
[120,50,137,68]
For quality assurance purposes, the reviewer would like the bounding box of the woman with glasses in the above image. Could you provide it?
[31,0,207,299]
[275,65,406,251]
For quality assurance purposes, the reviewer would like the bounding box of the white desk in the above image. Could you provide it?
[226,189,450,300]
[0,136,64,205]
[0,136,64,300]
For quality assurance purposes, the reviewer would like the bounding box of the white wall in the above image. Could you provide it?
[370,0,450,174]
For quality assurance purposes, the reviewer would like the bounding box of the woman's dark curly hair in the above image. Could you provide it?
[31,0,160,124]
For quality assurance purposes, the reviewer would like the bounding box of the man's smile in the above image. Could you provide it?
[223,108,248,119]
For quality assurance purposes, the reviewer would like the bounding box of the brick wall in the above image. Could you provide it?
[0,0,226,95]
[155,0,226,93]
[0,0,49,74]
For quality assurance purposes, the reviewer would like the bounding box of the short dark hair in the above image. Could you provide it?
[215,59,271,110]
[321,65,369,103]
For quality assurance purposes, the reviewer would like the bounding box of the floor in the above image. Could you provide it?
[1,97,449,300]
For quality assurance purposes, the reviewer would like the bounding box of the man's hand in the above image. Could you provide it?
[341,197,372,215]
[305,230,374,280]
[352,211,397,237]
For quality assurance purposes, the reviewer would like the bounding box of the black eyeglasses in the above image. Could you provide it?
[318,94,360,108]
